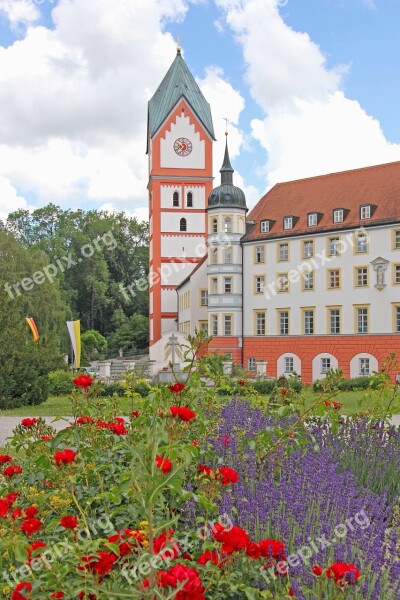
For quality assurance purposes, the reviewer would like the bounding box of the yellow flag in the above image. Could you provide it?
[66,320,81,368]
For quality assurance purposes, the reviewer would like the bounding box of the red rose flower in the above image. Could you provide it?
[281,389,287,396]
[154,564,205,599]
[0,455,13,463]
[5,492,19,505]
[324,401,331,407]
[258,538,286,561]
[20,517,42,536]
[197,464,216,477]
[78,594,97,600]
[313,564,324,576]
[155,456,172,474]
[131,410,140,418]
[60,515,78,529]
[76,416,95,425]
[238,379,246,386]
[169,406,196,422]
[11,582,32,600]
[191,440,198,446]
[51,594,64,599]
[212,524,250,554]
[168,383,185,394]
[0,499,10,517]
[153,530,180,559]
[21,418,38,428]
[223,434,230,446]
[40,436,54,441]
[3,464,22,477]
[73,375,93,389]
[27,540,46,564]
[25,506,39,518]
[54,449,76,465]
[80,551,117,575]
[12,508,22,519]
[218,466,239,485]
[332,401,343,410]
[326,562,360,585]
[289,587,295,597]
[197,550,221,567]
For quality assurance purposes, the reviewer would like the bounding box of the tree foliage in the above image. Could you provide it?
[0,231,68,408]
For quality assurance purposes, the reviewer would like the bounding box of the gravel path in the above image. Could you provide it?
[0,415,400,447]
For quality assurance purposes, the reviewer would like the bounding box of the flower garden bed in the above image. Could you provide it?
[0,355,399,599]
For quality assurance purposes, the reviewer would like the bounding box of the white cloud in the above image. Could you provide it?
[0,0,39,26]
[0,0,190,217]
[0,175,29,221]
[215,0,400,189]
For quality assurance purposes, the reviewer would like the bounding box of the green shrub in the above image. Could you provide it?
[99,382,125,397]
[48,369,74,396]
[252,379,277,394]
[313,375,376,392]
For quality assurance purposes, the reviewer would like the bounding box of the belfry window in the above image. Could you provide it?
[212,218,218,233]
[173,191,179,207]
[187,192,193,207]
[224,217,232,233]
[180,218,187,232]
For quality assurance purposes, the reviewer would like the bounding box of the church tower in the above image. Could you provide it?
[147,49,215,356]
[206,136,248,363]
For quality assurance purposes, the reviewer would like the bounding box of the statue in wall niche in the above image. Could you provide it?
[371,257,389,290]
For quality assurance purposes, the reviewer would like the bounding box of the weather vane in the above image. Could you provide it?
[223,117,229,136]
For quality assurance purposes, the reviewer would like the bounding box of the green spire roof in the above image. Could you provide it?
[148,50,215,142]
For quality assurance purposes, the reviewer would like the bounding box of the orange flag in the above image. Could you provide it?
[26,317,39,342]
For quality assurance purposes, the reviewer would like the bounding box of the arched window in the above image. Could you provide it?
[224,247,232,264]
[173,191,179,207]
[187,192,193,207]
[224,217,232,233]
[212,218,218,233]
[180,218,187,232]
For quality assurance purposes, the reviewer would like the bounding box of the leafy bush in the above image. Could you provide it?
[252,379,279,394]
[313,375,377,392]
[48,369,74,396]
[99,382,125,397]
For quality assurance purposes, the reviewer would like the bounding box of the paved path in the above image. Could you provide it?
[0,417,70,447]
[0,415,400,447]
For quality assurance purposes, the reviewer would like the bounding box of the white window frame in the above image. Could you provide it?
[360,205,371,219]
[284,357,294,373]
[248,357,256,372]
[334,209,344,223]
[260,220,270,233]
[321,358,331,374]
[284,216,293,230]
[308,213,317,227]
[359,358,370,376]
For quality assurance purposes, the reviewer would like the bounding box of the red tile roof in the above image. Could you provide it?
[245,161,400,241]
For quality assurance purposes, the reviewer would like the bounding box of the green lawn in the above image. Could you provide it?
[0,387,399,417]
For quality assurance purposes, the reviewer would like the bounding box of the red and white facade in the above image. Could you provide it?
[149,53,400,382]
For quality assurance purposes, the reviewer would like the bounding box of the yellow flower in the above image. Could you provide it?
[9,565,15,572]
[139,520,149,529]
[2,586,10,595]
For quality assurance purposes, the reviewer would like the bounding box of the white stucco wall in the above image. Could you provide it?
[160,114,205,169]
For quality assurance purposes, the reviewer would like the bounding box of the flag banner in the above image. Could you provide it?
[66,320,81,368]
[26,317,39,342]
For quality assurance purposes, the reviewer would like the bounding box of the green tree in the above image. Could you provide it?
[107,313,149,356]
[0,231,69,407]
[81,329,107,361]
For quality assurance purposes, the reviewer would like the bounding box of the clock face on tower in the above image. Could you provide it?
[174,137,193,157]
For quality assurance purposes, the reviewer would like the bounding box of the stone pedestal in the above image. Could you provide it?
[256,360,267,378]
[98,361,112,382]
[222,360,233,375]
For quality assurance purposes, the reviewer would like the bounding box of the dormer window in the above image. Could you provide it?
[333,209,344,223]
[308,213,317,227]
[260,220,270,233]
[283,216,293,230]
[360,205,371,219]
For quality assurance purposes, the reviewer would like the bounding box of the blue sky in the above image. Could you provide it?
[0,0,399,221]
